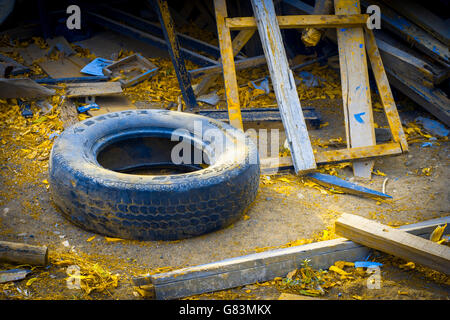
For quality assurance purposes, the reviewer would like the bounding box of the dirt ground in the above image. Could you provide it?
[0,30,449,300]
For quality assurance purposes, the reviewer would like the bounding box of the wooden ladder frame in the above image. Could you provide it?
[213,0,408,176]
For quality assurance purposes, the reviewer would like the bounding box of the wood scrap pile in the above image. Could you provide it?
[284,0,450,126]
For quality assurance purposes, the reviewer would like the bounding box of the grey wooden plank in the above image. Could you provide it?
[250,0,316,173]
[386,68,450,126]
[133,216,450,299]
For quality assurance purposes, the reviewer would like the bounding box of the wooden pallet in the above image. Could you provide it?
[212,0,407,176]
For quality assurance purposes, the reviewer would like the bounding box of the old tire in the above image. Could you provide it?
[49,109,259,240]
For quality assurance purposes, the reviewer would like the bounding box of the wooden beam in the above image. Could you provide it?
[152,0,197,110]
[382,0,449,47]
[335,0,375,179]
[133,216,450,299]
[364,28,408,152]
[335,213,450,275]
[198,107,321,128]
[260,142,402,173]
[251,0,316,173]
[284,0,449,124]
[214,0,244,130]
[189,55,266,78]
[362,1,449,66]
[375,32,449,87]
[65,82,122,98]
[0,240,48,266]
[225,14,368,30]
[386,68,450,127]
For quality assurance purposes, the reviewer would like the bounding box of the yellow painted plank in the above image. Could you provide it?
[214,0,243,130]
[226,14,368,30]
[364,28,408,152]
[260,142,402,171]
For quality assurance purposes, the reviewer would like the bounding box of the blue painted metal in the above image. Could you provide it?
[80,58,113,76]
[306,172,392,199]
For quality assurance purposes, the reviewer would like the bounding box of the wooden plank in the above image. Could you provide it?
[364,29,408,152]
[284,1,450,126]
[37,56,91,79]
[283,0,450,127]
[335,0,375,179]
[284,0,450,84]
[226,14,368,30]
[362,1,449,66]
[214,0,244,130]
[198,107,321,128]
[0,53,30,75]
[189,55,266,78]
[383,0,449,46]
[46,36,76,56]
[260,142,402,173]
[0,78,55,99]
[99,6,228,60]
[375,32,449,87]
[386,68,450,127]
[251,0,316,173]
[278,293,322,300]
[103,53,158,88]
[65,82,123,98]
[194,29,256,96]
[133,216,450,299]
[335,213,450,275]
[0,240,48,266]
[87,96,137,116]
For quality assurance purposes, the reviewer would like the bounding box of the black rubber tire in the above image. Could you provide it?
[49,109,260,240]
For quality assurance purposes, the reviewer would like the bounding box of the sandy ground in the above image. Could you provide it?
[1,98,448,300]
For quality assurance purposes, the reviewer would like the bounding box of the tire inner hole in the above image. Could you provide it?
[97,136,210,175]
